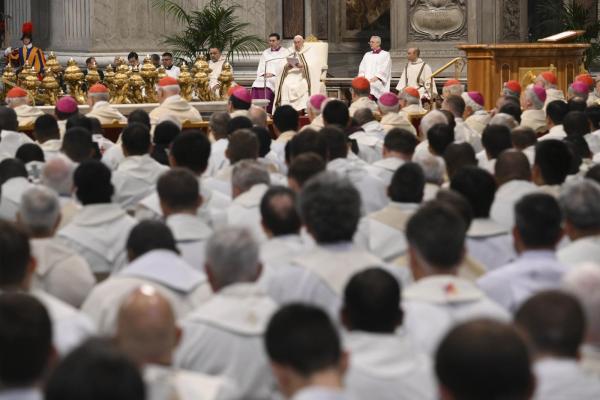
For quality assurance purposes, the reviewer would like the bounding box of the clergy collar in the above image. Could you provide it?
[409,58,424,65]
[165,65,172,70]
[270,47,281,52]
[372,48,382,54]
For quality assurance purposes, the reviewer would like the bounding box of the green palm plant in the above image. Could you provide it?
[534,0,600,69]
[151,0,265,65]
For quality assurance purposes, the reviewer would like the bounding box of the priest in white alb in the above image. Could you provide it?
[396,47,437,99]
[358,36,392,100]
[208,47,230,99]
[251,33,289,114]
[274,35,321,112]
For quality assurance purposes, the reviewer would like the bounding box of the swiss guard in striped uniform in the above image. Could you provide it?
[6,22,46,75]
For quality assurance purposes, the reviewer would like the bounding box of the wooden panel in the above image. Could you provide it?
[283,0,305,39]
[457,44,589,110]
[310,0,328,39]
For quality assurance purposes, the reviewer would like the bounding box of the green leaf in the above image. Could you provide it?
[152,0,267,67]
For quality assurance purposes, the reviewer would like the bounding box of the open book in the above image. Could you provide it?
[538,30,585,43]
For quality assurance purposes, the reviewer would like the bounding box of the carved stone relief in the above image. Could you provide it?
[408,0,467,41]
[502,0,520,41]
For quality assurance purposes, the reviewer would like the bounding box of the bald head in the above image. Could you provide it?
[494,149,531,186]
[115,286,179,366]
[248,106,268,128]
[41,156,75,196]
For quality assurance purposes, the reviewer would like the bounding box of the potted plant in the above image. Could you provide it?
[151,0,265,65]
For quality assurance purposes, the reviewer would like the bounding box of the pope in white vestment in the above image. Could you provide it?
[396,47,436,98]
[358,36,392,99]
[274,36,321,111]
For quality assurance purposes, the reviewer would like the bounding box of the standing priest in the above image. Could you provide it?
[396,47,436,99]
[251,33,289,114]
[274,35,321,113]
[358,36,392,100]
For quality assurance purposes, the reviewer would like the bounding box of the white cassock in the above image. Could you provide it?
[540,124,567,141]
[257,233,313,288]
[31,290,95,355]
[14,104,44,126]
[349,129,384,164]
[0,129,34,161]
[402,275,510,354]
[0,176,33,221]
[477,250,567,313]
[135,177,230,229]
[175,282,279,400]
[396,58,436,98]
[557,235,600,268]
[348,96,378,116]
[365,157,405,186]
[40,139,63,161]
[520,109,548,134]
[101,143,125,170]
[354,202,419,262]
[252,47,290,93]
[111,154,169,211]
[343,330,437,400]
[226,183,269,243]
[149,95,203,125]
[30,237,96,308]
[208,57,229,97]
[265,243,408,319]
[464,111,491,135]
[85,101,127,124]
[205,138,229,177]
[454,118,482,152]
[292,388,349,400]
[144,364,239,400]
[327,157,388,214]
[585,130,600,154]
[274,44,322,111]
[380,112,418,135]
[533,358,600,400]
[165,65,181,79]
[544,88,566,109]
[81,250,211,335]
[490,180,540,230]
[165,213,213,272]
[58,203,137,275]
[358,49,392,99]
[466,218,516,271]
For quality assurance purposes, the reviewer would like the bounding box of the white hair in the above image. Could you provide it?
[525,84,544,110]
[88,92,110,103]
[6,97,27,108]
[205,227,260,288]
[559,179,600,230]
[41,156,75,196]
[443,85,464,97]
[19,186,60,235]
[232,160,270,194]
[371,36,382,45]
[158,84,180,96]
[416,154,445,185]
[249,106,268,127]
[461,92,484,112]
[563,263,600,345]
[378,102,400,115]
[420,110,448,137]
[489,113,518,130]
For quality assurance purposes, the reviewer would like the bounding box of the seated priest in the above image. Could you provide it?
[273,35,322,112]
[5,87,44,127]
[208,47,231,98]
[149,77,203,125]
[86,83,127,124]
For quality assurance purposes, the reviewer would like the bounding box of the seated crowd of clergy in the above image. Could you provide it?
[2,54,600,400]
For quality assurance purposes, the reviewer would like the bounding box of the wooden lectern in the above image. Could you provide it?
[457,42,589,110]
